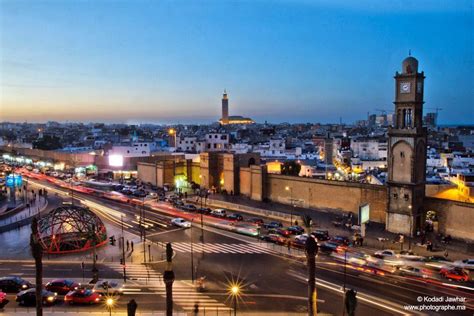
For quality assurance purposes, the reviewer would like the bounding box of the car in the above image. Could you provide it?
[287,226,305,235]
[183,204,198,212]
[263,221,283,229]
[330,236,351,246]
[311,229,330,241]
[249,218,264,226]
[197,208,212,215]
[64,289,102,305]
[92,280,123,295]
[0,277,32,293]
[133,190,147,198]
[374,249,397,257]
[269,227,291,237]
[171,218,191,228]
[16,289,57,306]
[426,255,451,263]
[453,259,474,270]
[173,200,185,208]
[259,234,287,245]
[45,279,79,295]
[398,266,429,278]
[0,290,8,309]
[227,213,244,221]
[440,267,469,282]
[319,241,342,253]
[210,209,227,218]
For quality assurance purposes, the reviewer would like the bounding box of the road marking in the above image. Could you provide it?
[146,227,183,237]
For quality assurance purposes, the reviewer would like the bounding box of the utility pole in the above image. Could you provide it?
[121,215,126,283]
[30,217,43,316]
[163,243,175,316]
[142,196,146,263]
[191,218,194,284]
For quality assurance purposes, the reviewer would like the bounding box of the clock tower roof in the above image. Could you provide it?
[402,56,418,75]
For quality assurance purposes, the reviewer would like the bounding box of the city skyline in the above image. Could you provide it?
[1,0,473,124]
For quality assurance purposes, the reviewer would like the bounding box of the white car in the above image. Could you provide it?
[399,266,428,278]
[453,259,474,270]
[92,280,123,295]
[171,218,191,228]
[374,249,396,257]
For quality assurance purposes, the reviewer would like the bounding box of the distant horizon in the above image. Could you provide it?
[1,0,472,124]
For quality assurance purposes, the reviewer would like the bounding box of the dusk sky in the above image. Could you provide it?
[0,0,472,125]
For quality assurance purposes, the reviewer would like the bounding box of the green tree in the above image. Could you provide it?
[281,161,301,176]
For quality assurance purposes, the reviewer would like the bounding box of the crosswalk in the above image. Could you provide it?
[108,263,231,312]
[171,242,278,255]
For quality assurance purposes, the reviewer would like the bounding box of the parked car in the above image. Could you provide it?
[269,227,291,237]
[319,241,341,253]
[197,208,212,215]
[259,234,287,245]
[64,289,102,305]
[249,218,264,226]
[287,226,304,235]
[263,221,283,229]
[0,277,32,293]
[311,229,330,241]
[92,280,123,295]
[227,213,244,221]
[171,218,191,228]
[210,209,227,218]
[440,267,469,282]
[45,279,79,295]
[330,236,351,246]
[16,289,57,306]
[183,204,198,212]
[453,259,474,270]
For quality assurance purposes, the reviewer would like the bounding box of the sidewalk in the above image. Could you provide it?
[202,193,473,261]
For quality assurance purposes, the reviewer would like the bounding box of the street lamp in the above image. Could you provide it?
[168,128,177,148]
[105,297,114,316]
[285,186,294,225]
[229,284,241,316]
[190,217,195,284]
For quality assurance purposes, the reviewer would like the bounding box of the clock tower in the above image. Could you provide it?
[386,56,427,236]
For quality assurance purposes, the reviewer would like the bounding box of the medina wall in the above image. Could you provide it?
[424,197,474,241]
[264,174,388,223]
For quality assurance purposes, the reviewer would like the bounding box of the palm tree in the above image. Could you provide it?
[305,233,318,316]
[30,217,43,316]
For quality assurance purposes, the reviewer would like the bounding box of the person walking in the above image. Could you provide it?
[131,241,134,252]
[127,240,130,251]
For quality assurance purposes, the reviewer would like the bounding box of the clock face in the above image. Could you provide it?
[400,82,411,94]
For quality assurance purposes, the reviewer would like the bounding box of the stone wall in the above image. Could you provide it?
[265,174,388,223]
[424,197,474,241]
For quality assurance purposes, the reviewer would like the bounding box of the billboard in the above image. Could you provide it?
[359,203,370,225]
[108,154,124,167]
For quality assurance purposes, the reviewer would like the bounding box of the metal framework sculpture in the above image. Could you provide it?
[36,205,107,254]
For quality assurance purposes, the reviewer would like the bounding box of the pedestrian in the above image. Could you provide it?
[444,249,449,259]
[131,241,134,252]
[287,240,291,253]
[127,299,138,316]
[360,236,364,247]
[127,240,130,251]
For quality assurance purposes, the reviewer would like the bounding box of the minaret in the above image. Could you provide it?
[386,55,427,236]
[221,90,229,125]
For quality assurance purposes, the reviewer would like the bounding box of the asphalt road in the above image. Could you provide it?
[4,175,472,315]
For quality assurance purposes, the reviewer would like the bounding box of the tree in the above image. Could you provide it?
[30,217,43,316]
[305,236,318,316]
[281,161,301,176]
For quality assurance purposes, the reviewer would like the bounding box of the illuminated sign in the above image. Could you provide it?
[108,155,124,167]
[359,204,370,225]
[6,174,22,187]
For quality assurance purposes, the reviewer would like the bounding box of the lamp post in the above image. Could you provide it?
[121,215,126,283]
[106,297,114,316]
[230,285,240,316]
[285,186,294,225]
[168,128,177,148]
[142,196,146,263]
[190,217,195,284]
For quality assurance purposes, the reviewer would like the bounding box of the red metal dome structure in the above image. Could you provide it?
[36,205,107,254]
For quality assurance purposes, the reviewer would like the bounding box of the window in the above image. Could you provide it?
[393,193,398,199]
[208,135,212,139]
[214,143,217,148]
[400,151,405,158]
[404,194,409,201]
[215,135,218,139]
[207,144,211,149]
[127,150,130,153]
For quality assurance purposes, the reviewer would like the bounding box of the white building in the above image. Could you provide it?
[204,133,229,152]
[108,142,152,157]
[351,137,387,161]
[176,136,198,152]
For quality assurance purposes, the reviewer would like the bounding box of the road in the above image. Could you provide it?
[1,175,472,315]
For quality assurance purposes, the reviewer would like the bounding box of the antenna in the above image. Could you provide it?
[408,49,411,56]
